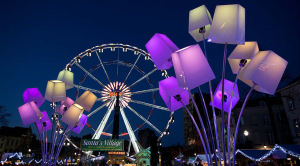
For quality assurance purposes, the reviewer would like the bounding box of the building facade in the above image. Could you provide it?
[138,128,155,149]
[277,76,300,144]
[0,126,34,153]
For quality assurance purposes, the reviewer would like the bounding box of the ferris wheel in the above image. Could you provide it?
[63,43,175,155]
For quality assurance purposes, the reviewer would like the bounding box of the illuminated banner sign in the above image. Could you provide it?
[81,139,123,151]
[108,151,125,155]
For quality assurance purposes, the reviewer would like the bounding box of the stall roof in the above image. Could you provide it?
[235,150,269,161]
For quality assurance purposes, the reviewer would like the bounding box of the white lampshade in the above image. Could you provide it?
[44,80,66,102]
[75,91,97,112]
[237,51,288,95]
[57,69,74,90]
[61,103,84,128]
[208,4,245,44]
[171,44,215,90]
[188,5,212,42]
[228,42,259,74]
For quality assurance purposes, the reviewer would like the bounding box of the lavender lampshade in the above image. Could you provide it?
[18,101,43,126]
[56,97,75,115]
[145,33,179,70]
[35,111,52,133]
[75,91,97,112]
[159,76,189,112]
[237,51,288,95]
[57,69,74,90]
[209,79,240,113]
[228,42,259,74]
[61,104,84,128]
[171,44,215,90]
[23,88,45,107]
[188,5,212,42]
[208,4,245,44]
[44,80,66,102]
[69,114,88,134]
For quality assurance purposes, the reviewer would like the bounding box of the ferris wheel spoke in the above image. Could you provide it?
[127,105,162,135]
[123,54,141,84]
[73,84,103,94]
[92,99,116,140]
[75,62,106,88]
[120,108,140,154]
[130,88,159,95]
[128,68,157,89]
[130,99,170,111]
[95,51,111,83]
[87,99,112,118]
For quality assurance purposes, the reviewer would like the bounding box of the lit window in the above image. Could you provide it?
[263,115,271,124]
[287,98,295,110]
[293,118,300,138]
[266,130,275,144]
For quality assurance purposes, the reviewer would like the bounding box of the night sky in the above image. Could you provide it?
[0,0,299,147]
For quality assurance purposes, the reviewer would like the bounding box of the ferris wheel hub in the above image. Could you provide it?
[101,81,131,108]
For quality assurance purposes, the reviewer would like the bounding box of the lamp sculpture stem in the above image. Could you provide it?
[53,125,69,165]
[48,103,56,164]
[180,100,210,166]
[221,43,228,165]
[197,87,218,165]
[232,83,256,166]
[201,32,222,166]
[49,102,62,166]
[37,122,45,166]
[227,66,242,166]
[188,91,213,166]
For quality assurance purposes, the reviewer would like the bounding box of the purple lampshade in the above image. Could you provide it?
[145,33,179,70]
[18,101,43,126]
[209,79,240,113]
[237,51,288,95]
[23,88,45,108]
[159,76,189,112]
[171,44,215,90]
[35,111,52,133]
[69,114,88,134]
[56,97,75,115]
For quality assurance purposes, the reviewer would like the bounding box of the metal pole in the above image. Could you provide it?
[232,83,256,166]
[201,32,222,166]
[49,102,62,165]
[227,66,242,166]
[221,43,228,165]
[188,91,213,166]
[180,101,210,166]
[197,87,218,165]
[36,122,45,166]
[48,103,56,164]
[53,125,69,165]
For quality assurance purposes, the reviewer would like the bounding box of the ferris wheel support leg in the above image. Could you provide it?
[92,101,115,140]
[120,108,140,154]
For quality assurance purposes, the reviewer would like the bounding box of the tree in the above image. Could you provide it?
[0,105,12,127]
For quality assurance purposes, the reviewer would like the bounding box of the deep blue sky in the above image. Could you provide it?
[0,0,299,147]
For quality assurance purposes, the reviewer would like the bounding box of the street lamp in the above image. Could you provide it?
[244,130,249,136]
[264,144,267,150]
[28,149,31,153]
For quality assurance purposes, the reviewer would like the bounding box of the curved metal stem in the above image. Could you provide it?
[197,87,218,165]
[227,66,242,166]
[221,43,227,165]
[181,101,210,166]
[202,32,222,166]
[232,83,256,166]
[189,91,213,166]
